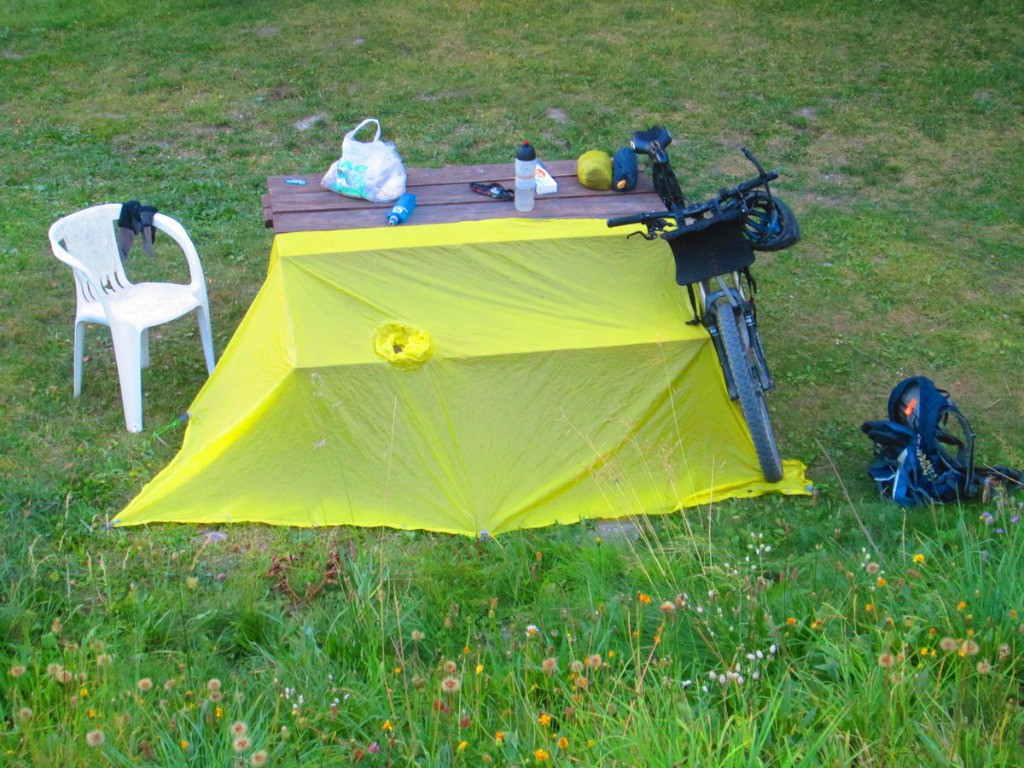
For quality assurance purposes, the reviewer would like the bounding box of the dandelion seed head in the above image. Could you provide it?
[441,676,461,695]
[137,677,153,692]
[233,736,251,752]
[85,729,106,748]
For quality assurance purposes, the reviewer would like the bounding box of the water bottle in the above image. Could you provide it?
[387,193,416,226]
[514,141,537,212]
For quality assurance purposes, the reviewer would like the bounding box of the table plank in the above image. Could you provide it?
[264,159,666,233]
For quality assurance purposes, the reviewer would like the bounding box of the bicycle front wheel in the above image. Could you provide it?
[712,296,784,483]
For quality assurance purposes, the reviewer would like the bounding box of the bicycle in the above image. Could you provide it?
[607,126,801,483]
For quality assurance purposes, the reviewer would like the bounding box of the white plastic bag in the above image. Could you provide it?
[321,118,407,203]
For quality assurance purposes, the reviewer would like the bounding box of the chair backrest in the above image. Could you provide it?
[48,204,132,306]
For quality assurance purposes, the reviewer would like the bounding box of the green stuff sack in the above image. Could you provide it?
[577,150,613,191]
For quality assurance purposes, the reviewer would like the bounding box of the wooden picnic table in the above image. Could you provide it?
[263,160,663,234]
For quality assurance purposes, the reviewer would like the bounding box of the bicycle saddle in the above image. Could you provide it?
[631,126,673,156]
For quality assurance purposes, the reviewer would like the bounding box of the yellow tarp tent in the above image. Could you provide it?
[115,218,809,535]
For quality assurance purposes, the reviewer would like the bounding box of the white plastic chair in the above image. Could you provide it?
[48,204,215,433]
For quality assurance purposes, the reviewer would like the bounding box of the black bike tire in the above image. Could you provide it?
[712,296,784,483]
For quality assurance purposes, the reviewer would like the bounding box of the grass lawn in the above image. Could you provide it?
[2,1,1023,765]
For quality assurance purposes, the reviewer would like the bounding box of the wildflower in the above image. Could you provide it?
[939,637,959,652]
[976,660,992,675]
[912,554,926,564]
[137,677,154,692]
[526,624,540,638]
[457,741,468,752]
[957,601,967,611]
[475,664,484,675]
[786,617,797,626]
[86,729,106,748]
[18,707,33,721]
[638,593,652,604]
[877,577,887,586]
[180,740,189,749]
[383,720,393,732]
[811,619,824,630]
[575,676,588,689]
[865,562,880,575]
[216,707,224,718]
[865,604,874,613]
[534,749,550,761]
[660,601,676,613]
[10,664,26,677]
[231,722,248,737]
[249,751,269,767]
[411,630,425,641]
[233,736,252,752]
[538,712,552,726]
[441,676,461,695]
[368,743,380,754]
[495,731,505,744]
[459,714,471,728]
[557,736,569,749]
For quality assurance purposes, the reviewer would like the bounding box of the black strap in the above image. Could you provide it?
[469,182,514,202]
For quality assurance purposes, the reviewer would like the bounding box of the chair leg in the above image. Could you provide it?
[110,325,144,433]
[73,321,85,398]
[197,305,216,374]
[140,328,151,369]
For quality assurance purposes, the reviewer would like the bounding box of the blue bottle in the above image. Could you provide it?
[387,193,416,226]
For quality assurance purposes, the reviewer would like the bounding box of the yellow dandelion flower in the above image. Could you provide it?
[495,731,505,743]
[957,601,967,611]
[180,740,189,749]
[786,617,797,626]
[383,720,393,732]
[638,593,652,604]
[557,736,569,749]
[475,664,484,675]
[457,741,468,752]
[534,749,550,761]
[877,577,887,586]
[865,604,874,613]
[538,713,552,726]
[912,554,925,564]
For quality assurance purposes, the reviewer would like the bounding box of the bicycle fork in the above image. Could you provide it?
[703,284,775,400]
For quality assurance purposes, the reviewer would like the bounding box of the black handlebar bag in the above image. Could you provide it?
[665,215,754,286]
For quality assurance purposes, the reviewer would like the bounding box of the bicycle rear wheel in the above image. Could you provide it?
[712,295,784,483]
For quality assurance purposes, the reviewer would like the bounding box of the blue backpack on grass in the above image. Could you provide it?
[861,377,1023,506]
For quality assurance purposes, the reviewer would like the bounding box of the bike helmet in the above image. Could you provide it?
[740,191,801,251]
